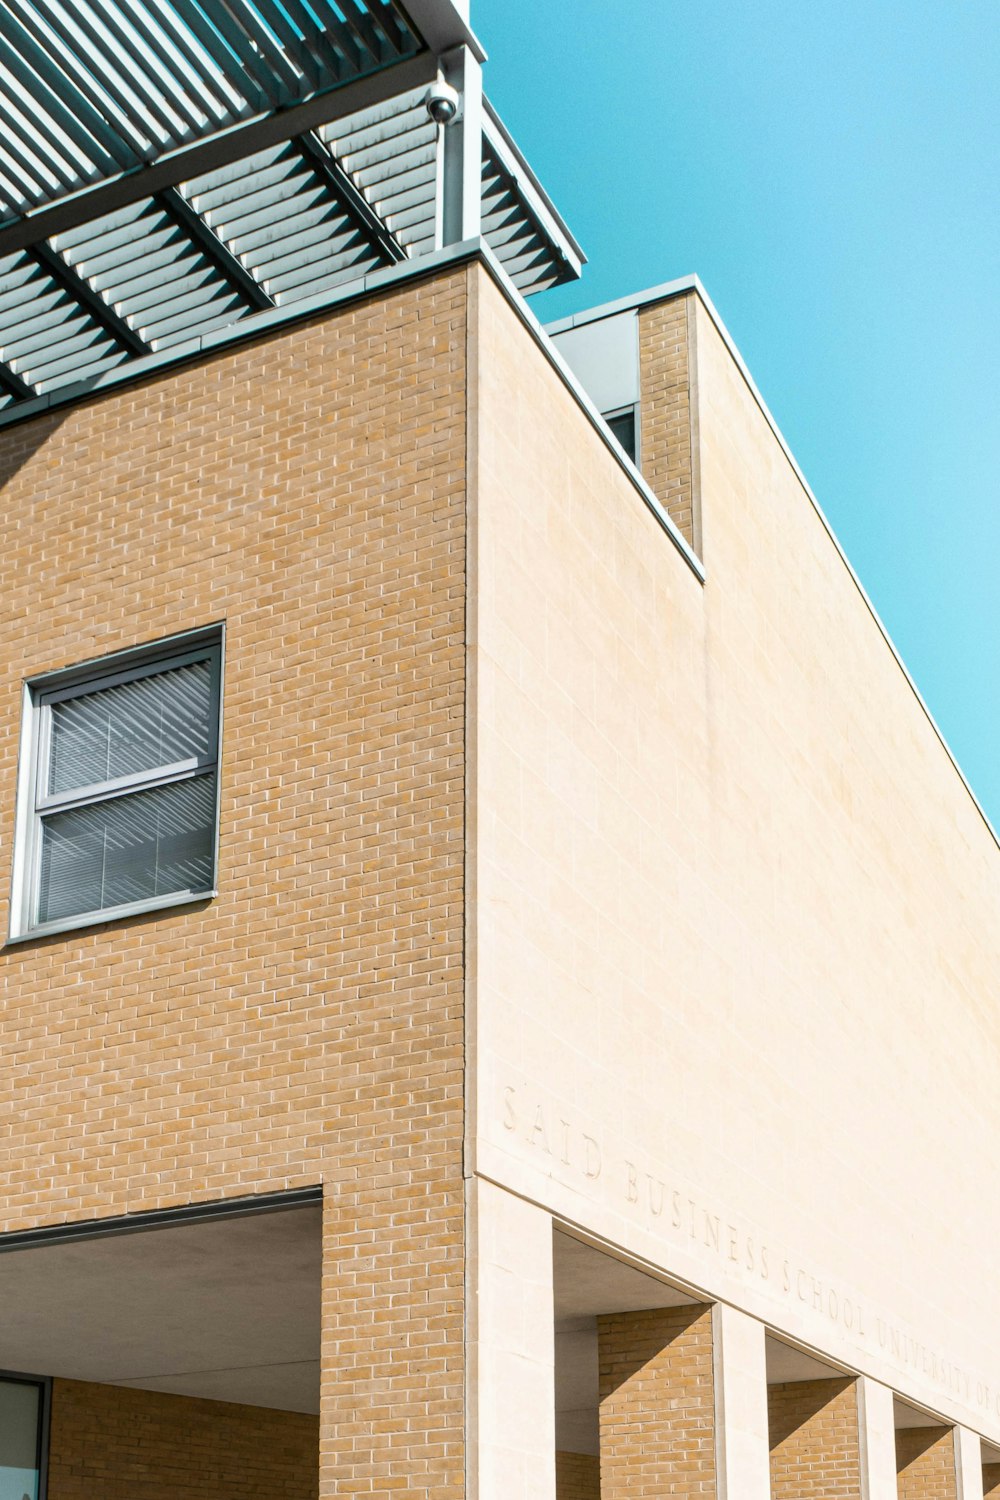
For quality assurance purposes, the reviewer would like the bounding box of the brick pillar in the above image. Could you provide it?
[768,1377,862,1498]
[597,1304,716,1497]
[896,1427,959,1500]
[637,292,702,552]
[555,1451,600,1500]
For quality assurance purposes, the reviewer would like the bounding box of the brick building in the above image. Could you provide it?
[0,3,997,1499]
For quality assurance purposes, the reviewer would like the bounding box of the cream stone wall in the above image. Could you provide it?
[468,268,1000,1439]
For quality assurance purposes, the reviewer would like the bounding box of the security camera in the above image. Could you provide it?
[425,80,461,125]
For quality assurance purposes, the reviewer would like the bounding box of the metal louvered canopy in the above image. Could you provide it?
[0,0,424,225]
[0,1,585,423]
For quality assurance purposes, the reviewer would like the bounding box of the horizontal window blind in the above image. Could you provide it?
[48,658,213,795]
[38,771,216,924]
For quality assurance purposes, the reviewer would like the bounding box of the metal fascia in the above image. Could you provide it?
[0,1187,324,1252]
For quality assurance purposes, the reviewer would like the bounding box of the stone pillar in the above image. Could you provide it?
[896,1426,959,1500]
[768,1376,862,1498]
[713,1303,771,1500]
[468,1178,556,1500]
[597,1303,716,1496]
[857,1376,899,1500]
[955,1427,985,1500]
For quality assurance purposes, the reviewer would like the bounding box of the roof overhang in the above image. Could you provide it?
[0,0,582,420]
[0,0,484,233]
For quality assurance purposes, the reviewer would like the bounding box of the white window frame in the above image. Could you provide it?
[8,625,224,943]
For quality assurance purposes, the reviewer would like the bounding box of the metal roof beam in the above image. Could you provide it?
[0,359,34,401]
[0,53,437,260]
[292,132,406,265]
[157,188,275,312]
[28,243,150,357]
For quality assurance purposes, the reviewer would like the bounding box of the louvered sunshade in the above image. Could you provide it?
[0,0,423,223]
[0,4,583,420]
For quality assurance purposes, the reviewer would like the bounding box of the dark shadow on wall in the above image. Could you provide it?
[0,407,72,494]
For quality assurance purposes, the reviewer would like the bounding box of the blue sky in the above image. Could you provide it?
[481,0,1000,831]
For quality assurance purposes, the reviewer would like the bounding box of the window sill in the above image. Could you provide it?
[5,889,218,946]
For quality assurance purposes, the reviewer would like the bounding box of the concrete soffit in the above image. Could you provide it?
[0,1189,324,1414]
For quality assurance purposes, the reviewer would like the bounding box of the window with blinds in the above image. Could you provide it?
[11,629,222,940]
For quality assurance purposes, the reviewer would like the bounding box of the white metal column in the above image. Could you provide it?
[438,43,483,247]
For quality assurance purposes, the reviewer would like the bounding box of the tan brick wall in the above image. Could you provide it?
[982,1461,1000,1496]
[768,1377,862,1498]
[597,1304,715,1496]
[0,267,469,1494]
[47,1379,316,1500]
[896,1427,958,1500]
[555,1450,600,1500]
[637,292,700,550]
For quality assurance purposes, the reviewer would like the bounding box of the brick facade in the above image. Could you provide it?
[597,1304,715,1497]
[896,1426,958,1500]
[47,1380,316,1500]
[555,1450,601,1500]
[637,292,701,550]
[983,1462,1000,1496]
[768,1377,862,1499]
[0,267,470,1495]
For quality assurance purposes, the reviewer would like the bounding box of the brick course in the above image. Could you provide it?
[637,292,701,550]
[48,1380,316,1500]
[896,1426,958,1500]
[597,1304,715,1497]
[768,1377,862,1499]
[0,266,470,1495]
[555,1450,600,1500]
